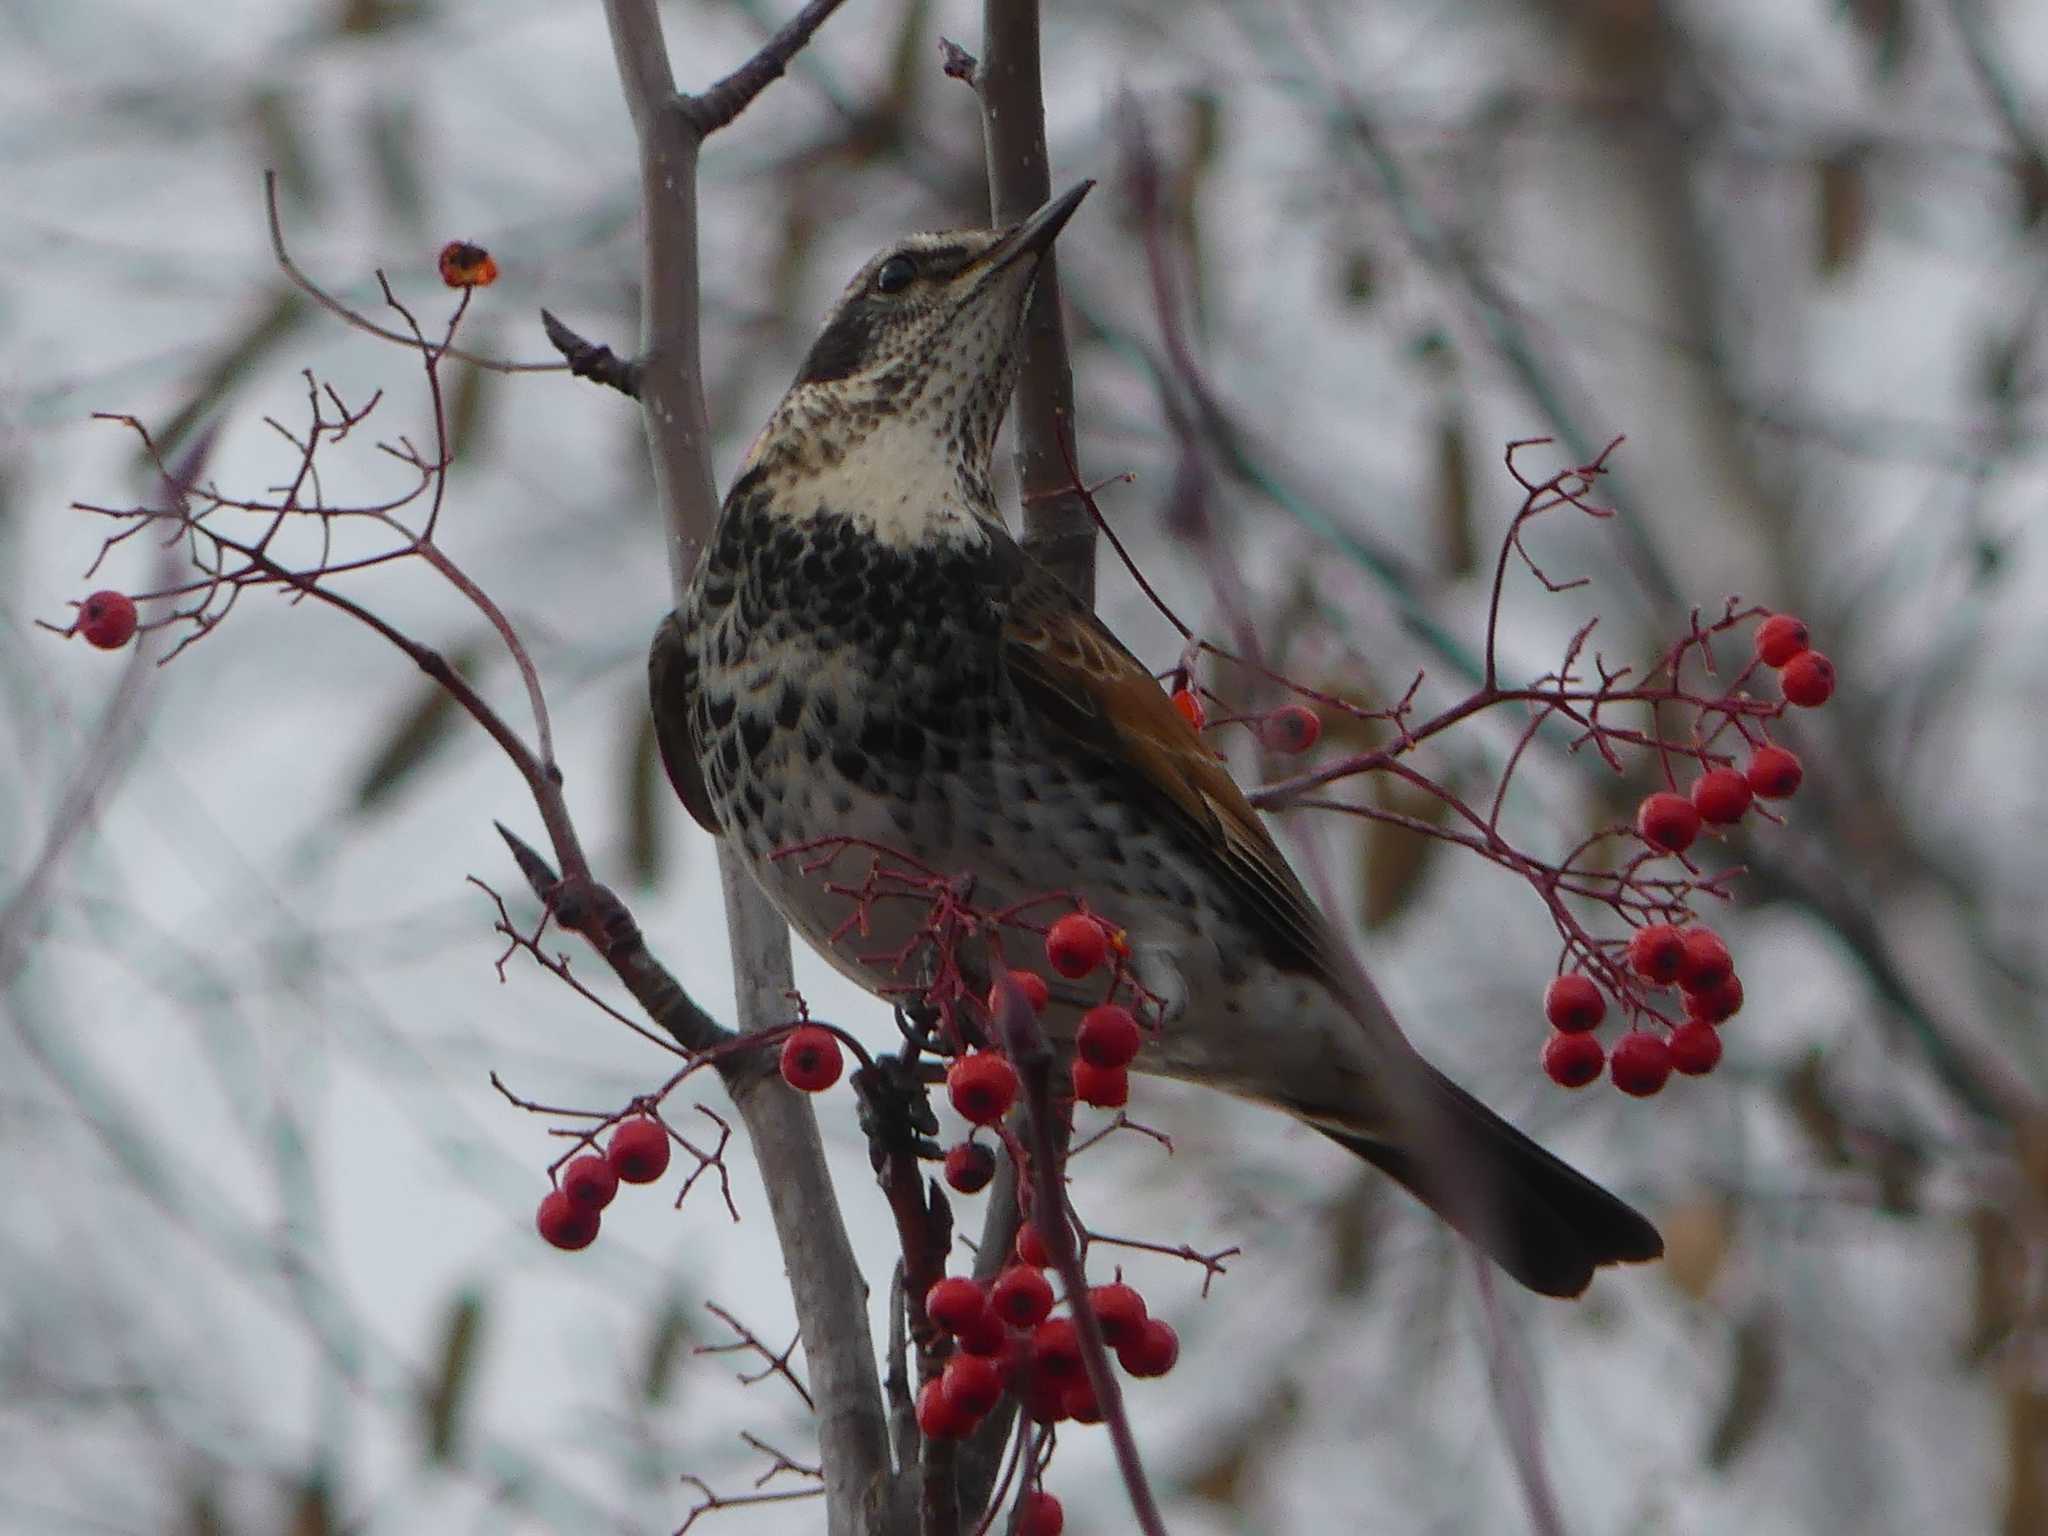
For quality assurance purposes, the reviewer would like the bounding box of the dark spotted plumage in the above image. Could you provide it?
[649,187,1662,1297]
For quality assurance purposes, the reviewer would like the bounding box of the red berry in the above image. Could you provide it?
[77,590,138,650]
[995,969,1050,1015]
[1071,1059,1130,1109]
[1779,651,1835,707]
[1170,688,1206,730]
[535,1189,600,1251]
[1637,791,1702,854]
[1684,973,1745,1024]
[1118,1317,1180,1378]
[1677,928,1734,992]
[1691,768,1753,825]
[1088,1283,1148,1348]
[1260,703,1322,754]
[917,1377,976,1439]
[1668,1021,1724,1076]
[944,1140,997,1194]
[1017,1491,1065,1536]
[991,1265,1055,1327]
[1543,974,1606,1034]
[1627,923,1688,984]
[948,1051,1019,1125]
[1019,1375,1070,1424]
[1015,1221,1055,1269]
[925,1276,989,1335]
[1077,1004,1142,1068]
[779,1025,843,1092]
[941,1353,1004,1417]
[1062,1375,1104,1424]
[1541,1030,1605,1089]
[1746,745,1803,799]
[1045,913,1111,979]
[1754,613,1811,668]
[1031,1317,1084,1381]
[954,1309,1009,1357]
[606,1117,671,1184]
[1609,1030,1673,1096]
[560,1154,619,1211]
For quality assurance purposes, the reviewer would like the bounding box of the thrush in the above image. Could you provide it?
[650,183,1662,1297]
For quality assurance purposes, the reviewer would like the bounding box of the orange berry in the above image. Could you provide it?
[1170,688,1206,729]
[1677,928,1734,992]
[779,1025,843,1092]
[1071,1059,1129,1108]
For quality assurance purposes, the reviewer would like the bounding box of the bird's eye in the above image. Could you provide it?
[874,254,917,294]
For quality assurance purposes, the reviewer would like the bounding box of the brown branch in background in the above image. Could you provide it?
[975,0,1094,602]
[596,3,894,1533]
[680,0,854,136]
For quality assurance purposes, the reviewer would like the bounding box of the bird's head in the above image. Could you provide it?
[742,182,1091,544]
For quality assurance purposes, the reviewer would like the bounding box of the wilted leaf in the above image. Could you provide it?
[643,1296,694,1405]
[365,93,425,231]
[1660,1196,1732,1302]
[1337,246,1376,306]
[1817,149,1869,276]
[287,1473,333,1536]
[626,698,667,887]
[1843,0,1909,75]
[352,643,483,813]
[421,1289,485,1463]
[1435,409,1475,577]
[2004,1378,2048,1536]
[153,290,307,465]
[1963,1203,2023,1363]
[1361,774,1452,929]
[1180,1379,1299,1509]
[1705,1310,1778,1467]
[444,339,496,463]
[250,87,320,211]
[1322,1169,1383,1298]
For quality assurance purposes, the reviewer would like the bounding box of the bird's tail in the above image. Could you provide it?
[1318,1062,1664,1298]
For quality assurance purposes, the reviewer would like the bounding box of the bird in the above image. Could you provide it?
[649,182,1663,1297]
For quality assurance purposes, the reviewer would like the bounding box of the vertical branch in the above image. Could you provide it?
[977,0,1094,604]
[597,4,892,1533]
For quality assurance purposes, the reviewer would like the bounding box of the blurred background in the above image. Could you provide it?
[4,0,2046,1531]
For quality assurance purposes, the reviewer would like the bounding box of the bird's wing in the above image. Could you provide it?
[998,546,1347,986]
[648,610,721,836]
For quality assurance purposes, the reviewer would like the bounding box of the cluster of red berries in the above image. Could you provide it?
[1170,688,1324,755]
[535,1115,672,1251]
[1541,919,1742,1095]
[73,590,138,650]
[917,1234,1179,1444]
[1630,611,1824,856]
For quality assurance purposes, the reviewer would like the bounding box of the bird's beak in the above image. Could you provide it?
[986,180,1093,272]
